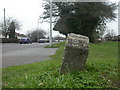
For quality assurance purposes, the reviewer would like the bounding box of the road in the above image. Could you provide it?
[2,43,58,68]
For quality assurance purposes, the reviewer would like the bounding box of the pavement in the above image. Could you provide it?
[2,43,58,68]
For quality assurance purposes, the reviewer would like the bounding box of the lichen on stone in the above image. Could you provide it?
[60,33,89,74]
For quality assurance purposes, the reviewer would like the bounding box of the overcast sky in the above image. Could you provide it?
[0,0,119,37]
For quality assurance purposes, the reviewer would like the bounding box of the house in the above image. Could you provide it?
[15,33,27,39]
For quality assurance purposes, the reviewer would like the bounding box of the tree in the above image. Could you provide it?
[9,21,15,38]
[42,1,117,42]
[0,17,22,38]
[26,28,46,42]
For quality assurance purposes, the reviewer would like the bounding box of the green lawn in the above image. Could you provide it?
[2,41,119,88]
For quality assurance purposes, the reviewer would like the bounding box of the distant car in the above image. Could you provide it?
[19,38,32,44]
[38,39,49,43]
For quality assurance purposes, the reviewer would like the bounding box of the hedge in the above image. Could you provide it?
[1,38,19,43]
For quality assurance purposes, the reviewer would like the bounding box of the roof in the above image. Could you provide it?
[16,33,27,37]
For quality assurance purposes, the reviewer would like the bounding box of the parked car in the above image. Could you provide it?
[38,39,49,43]
[19,38,32,44]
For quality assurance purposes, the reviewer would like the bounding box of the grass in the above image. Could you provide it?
[0,69,2,89]
[2,41,119,88]
[45,41,65,48]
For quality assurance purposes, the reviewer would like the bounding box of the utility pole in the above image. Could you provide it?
[37,19,40,42]
[3,8,6,38]
[118,1,120,35]
[49,0,52,45]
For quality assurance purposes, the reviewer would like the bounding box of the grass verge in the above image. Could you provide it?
[2,41,119,88]
[45,42,65,48]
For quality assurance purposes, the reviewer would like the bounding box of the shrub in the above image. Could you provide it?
[1,38,19,43]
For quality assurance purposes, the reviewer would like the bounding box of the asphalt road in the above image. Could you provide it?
[2,43,58,68]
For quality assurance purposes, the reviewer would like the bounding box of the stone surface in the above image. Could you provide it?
[60,33,89,74]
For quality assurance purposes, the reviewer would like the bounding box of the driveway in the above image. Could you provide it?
[2,43,57,68]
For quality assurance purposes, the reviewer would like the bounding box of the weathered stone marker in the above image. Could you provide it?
[60,33,89,74]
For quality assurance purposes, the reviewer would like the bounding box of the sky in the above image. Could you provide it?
[0,0,120,37]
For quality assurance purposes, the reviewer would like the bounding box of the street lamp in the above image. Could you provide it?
[37,18,40,42]
[49,0,52,45]
[3,8,6,38]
